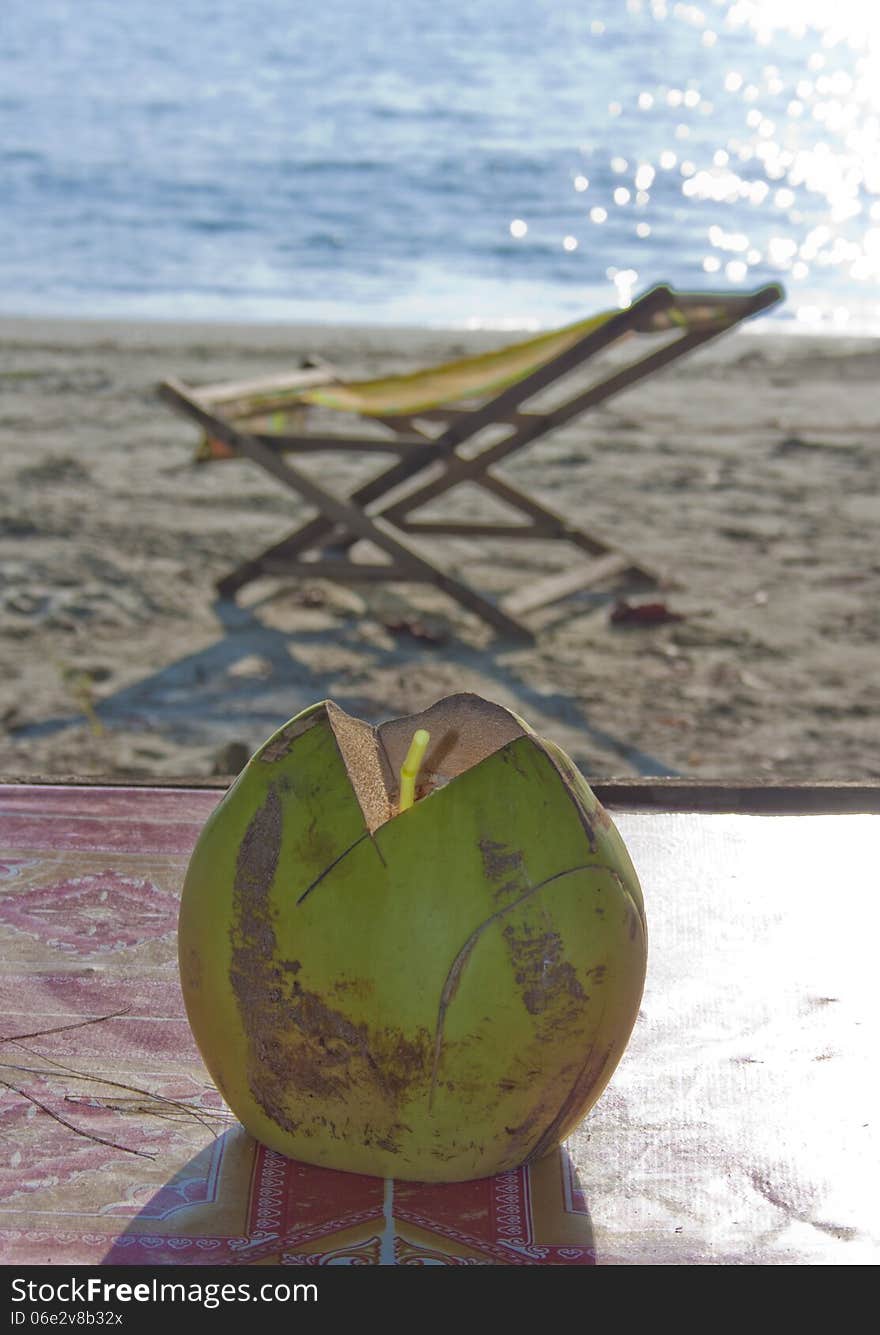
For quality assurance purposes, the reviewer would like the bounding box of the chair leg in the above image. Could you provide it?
[216,520,342,599]
[218,439,450,589]
[213,424,656,615]
[397,468,658,578]
[199,423,534,640]
[218,531,534,640]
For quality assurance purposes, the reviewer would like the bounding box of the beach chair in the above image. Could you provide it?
[160,281,783,641]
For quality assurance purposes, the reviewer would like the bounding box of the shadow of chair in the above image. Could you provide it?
[12,595,679,778]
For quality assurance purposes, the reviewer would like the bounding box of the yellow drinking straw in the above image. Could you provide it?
[399,729,430,812]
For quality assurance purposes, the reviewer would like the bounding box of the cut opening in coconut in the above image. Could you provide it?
[321,694,528,833]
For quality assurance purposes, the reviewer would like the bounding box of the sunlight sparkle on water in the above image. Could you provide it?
[555,0,880,324]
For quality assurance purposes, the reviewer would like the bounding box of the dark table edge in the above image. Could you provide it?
[2,774,880,815]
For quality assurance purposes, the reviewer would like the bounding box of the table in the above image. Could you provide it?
[0,782,876,1266]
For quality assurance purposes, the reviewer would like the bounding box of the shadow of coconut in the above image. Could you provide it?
[100,1131,596,1266]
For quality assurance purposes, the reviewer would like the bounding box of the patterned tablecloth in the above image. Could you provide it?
[0,784,876,1266]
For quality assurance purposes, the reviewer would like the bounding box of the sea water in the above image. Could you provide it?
[2,0,879,331]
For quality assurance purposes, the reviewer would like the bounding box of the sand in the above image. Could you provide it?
[1,313,878,785]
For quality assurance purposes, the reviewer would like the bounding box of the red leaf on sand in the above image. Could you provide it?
[609,599,684,627]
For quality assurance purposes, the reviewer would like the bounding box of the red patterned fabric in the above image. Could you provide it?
[0,785,594,1266]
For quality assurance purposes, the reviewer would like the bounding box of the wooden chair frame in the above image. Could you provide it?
[160,282,783,641]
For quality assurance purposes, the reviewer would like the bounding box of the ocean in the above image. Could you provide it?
[2,0,880,331]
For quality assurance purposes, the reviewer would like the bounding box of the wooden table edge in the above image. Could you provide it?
[2,773,880,814]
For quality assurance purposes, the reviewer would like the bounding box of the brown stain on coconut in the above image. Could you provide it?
[501,918,587,1037]
[229,788,431,1145]
[478,836,528,904]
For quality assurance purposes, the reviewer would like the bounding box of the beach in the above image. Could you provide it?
[1,314,878,785]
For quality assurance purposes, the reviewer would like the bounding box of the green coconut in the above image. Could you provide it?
[178,693,647,1182]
